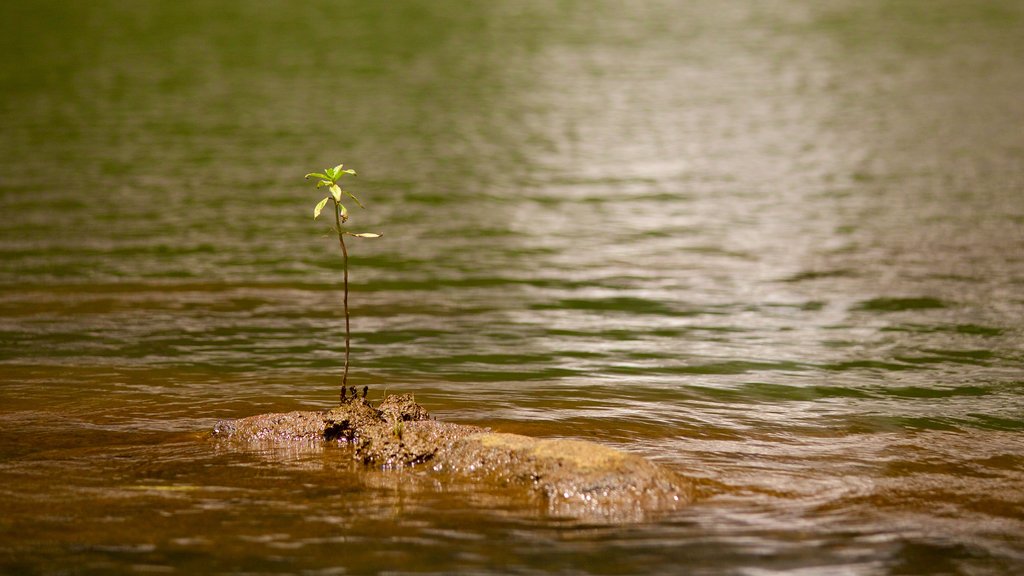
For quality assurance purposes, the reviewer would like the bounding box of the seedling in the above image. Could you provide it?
[305,163,381,404]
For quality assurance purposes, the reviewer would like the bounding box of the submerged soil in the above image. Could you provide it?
[211,394,696,520]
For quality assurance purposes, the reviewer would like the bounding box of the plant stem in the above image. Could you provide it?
[333,201,351,403]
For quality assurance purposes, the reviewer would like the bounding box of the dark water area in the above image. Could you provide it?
[2,0,1024,573]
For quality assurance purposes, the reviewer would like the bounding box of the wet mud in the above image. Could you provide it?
[211,394,695,519]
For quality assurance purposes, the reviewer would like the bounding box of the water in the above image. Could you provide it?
[2,0,1023,573]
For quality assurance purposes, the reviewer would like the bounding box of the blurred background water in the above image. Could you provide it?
[1,1,1023,573]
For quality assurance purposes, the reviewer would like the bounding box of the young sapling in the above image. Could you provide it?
[304,163,381,404]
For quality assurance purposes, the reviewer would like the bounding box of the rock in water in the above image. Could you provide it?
[438,433,693,519]
[211,394,695,519]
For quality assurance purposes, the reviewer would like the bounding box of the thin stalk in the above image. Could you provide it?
[333,200,351,403]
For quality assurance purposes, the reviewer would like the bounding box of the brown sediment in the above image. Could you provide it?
[211,393,695,519]
[437,433,694,519]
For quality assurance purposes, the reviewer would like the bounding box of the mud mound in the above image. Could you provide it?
[211,394,694,519]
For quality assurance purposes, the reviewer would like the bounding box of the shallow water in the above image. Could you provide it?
[2,0,1023,573]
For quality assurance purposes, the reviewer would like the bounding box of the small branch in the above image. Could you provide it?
[333,200,351,403]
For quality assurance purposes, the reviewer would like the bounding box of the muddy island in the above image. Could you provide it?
[211,393,696,520]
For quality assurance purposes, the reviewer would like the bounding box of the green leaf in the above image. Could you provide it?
[313,197,329,220]
[347,232,382,238]
[339,203,349,221]
[332,163,345,175]
[305,172,329,181]
[324,167,337,180]
[345,190,366,208]
[330,184,342,203]
[343,169,356,175]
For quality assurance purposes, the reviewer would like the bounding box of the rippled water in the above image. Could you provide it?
[2,1,1023,573]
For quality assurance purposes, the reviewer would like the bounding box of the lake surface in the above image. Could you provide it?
[2,1,1023,573]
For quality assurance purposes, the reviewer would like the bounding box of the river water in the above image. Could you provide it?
[2,1,1023,574]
